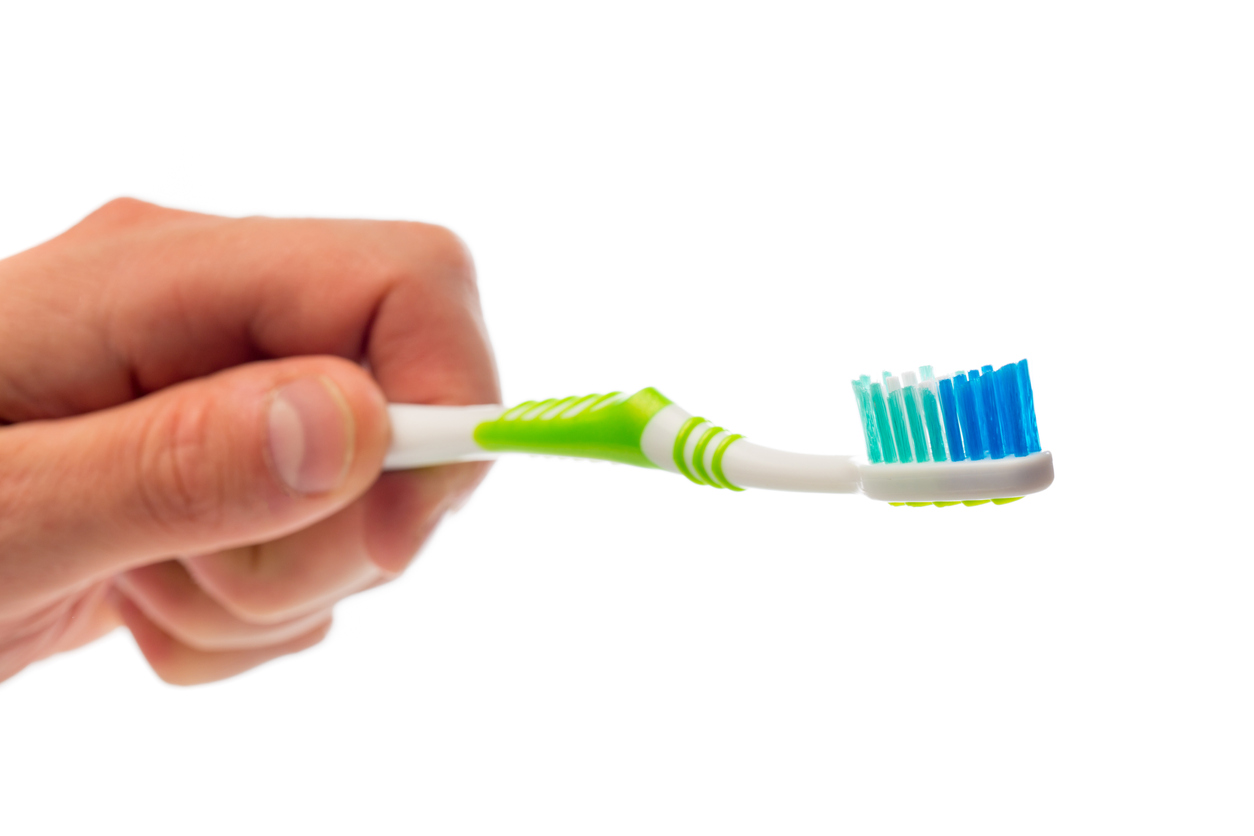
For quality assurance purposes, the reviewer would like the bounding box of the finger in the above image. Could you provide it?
[0,581,118,682]
[45,580,122,655]
[115,561,333,652]
[0,355,389,609]
[0,199,499,422]
[179,461,484,624]
[182,500,382,626]
[362,462,491,574]
[115,592,331,686]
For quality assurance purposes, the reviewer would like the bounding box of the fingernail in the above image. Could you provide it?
[267,376,355,494]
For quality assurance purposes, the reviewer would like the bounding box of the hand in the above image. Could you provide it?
[0,199,498,685]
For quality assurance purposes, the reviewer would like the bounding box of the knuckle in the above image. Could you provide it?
[86,197,164,228]
[157,613,229,653]
[150,662,199,687]
[426,223,474,268]
[189,548,305,625]
[229,598,293,625]
[301,619,333,648]
[391,222,477,288]
[224,586,311,625]
[134,398,228,535]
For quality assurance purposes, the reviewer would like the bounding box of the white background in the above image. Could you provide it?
[1,1,1252,833]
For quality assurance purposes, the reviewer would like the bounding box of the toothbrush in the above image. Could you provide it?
[382,359,1053,506]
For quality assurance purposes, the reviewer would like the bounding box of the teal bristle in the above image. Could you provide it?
[885,376,914,464]
[920,384,947,461]
[868,382,898,463]
[919,365,949,462]
[900,372,930,462]
[851,376,883,463]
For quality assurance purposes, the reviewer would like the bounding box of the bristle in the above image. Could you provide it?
[884,375,914,463]
[977,366,1005,459]
[868,382,898,463]
[1018,359,1041,453]
[938,376,965,461]
[900,374,930,462]
[994,364,1028,457]
[954,372,985,460]
[852,359,1042,468]
[920,378,948,461]
[851,377,883,463]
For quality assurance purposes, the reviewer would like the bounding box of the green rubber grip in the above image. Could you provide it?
[473,387,673,468]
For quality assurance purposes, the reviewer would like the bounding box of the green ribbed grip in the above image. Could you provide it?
[473,387,673,467]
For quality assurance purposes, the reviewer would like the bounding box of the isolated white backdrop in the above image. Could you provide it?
[1,1,1251,834]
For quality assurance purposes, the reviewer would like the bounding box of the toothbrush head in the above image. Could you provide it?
[851,360,1053,505]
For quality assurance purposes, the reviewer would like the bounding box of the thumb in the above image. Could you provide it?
[0,357,390,608]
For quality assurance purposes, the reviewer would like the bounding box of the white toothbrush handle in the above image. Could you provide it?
[383,401,861,494]
[384,404,503,470]
[638,403,859,493]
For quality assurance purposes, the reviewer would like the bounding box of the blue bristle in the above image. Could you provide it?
[938,377,965,461]
[968,369,986,455]
[995,364,1028,457]
[1017,359,1041,454]
[977,365,1005,459]
[954,373,985,460]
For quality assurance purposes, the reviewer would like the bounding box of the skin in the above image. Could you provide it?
[0,198,499,685]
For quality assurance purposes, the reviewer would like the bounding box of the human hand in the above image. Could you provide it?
[0,199,498,685]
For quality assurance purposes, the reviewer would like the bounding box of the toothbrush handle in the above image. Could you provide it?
[383,401,862,495]
[384,404,504,470]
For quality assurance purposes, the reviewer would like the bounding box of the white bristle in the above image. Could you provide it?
[886,375,901,393]
[901,371,918,388]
